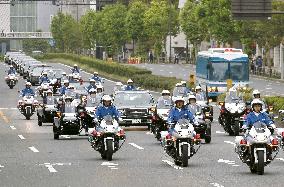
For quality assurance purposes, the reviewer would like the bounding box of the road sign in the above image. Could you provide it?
[226,79,233,91]
[231,0,272,20]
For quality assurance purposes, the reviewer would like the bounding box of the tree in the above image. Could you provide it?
[23,39,49,53]
[51,12,65,51]
[125,1,148,56]
[100,3,128,56]
[144,0,179,61]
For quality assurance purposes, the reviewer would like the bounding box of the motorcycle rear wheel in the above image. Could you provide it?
[257,151,265,175]
[54,133,59,140]
[181,144,189,167]
[106,139,113,161]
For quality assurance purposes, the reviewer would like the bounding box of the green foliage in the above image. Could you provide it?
[51,13,82,53]
[144,0,179,57]
[22,39,49,53]
[264,97,284,112]
[39,53,181,91]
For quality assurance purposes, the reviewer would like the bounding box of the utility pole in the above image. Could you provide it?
[168,0,172,63]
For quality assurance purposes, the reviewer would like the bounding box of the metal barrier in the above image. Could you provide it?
[0,32,52,39]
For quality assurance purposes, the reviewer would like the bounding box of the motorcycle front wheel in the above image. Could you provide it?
[106,139,113,161]
[257,150,265,175]
[181,144,189,167]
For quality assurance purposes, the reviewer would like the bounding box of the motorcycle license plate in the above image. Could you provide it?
[132,119,141,123]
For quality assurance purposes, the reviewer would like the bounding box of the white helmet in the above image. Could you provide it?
[90,79,96,82]
[174,96,185,103]
[88,88,97,93]
[93,71,98,75]
[42,72,48,75]
[229,87,237,92]
[251,99,263,108]
[188,94,196,100]
[161,90,170,95]
[10,65,13,68]
[252,89,260,95]
[102,95,112,101]
[116,82,123,86]
[68,85,75,89]
[26,82,32,86]
[127,79,133,83]
[181,81,186,85]
[96,84,103,89]
[195,85,202,90]
[175,83,182,87]
[63,80,69,84]
[46,89,53,94]
[62,72,66,75]
[74,64,78,67]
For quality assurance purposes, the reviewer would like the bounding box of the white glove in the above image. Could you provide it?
[93,118,98,123]
[271,124,276,129]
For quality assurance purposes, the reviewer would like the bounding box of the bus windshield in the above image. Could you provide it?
[208,62,248,81]
[208,62,229,81]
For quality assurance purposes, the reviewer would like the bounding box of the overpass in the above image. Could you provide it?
[0,32,52,39]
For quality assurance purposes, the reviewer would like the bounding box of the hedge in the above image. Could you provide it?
[37,53,182,91]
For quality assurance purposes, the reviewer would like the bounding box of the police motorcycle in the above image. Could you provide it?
[188,96,212,144]
[53,96,81,140]
[5,74,18,89]
[235,122,279,175]
[37,91,57,126]
[152,99,172,141]
[88,115,126,161]
[218,88,246,136]
[162,118,201,167]
[37,82,53,98]
[17,93,38,120]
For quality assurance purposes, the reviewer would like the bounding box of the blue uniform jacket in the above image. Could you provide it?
[244,112,273,128]
[95,105,120,121]
[91,76,102,82]
[86,84,97,92]
[21,88,35,97]
[40,76,50,84]
[167,106,195,124]
[124,85,136,91]
[8,69,16,75]
[59,86,68,95]
[71,68,80,73]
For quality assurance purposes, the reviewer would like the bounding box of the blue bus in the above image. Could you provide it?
[196,48,249,98]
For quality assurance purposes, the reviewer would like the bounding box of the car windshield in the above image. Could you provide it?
[225,91,243,103]
[46,96,55,105]
[173,87,187,97]
[113,92,153,107]
[157,99,172,109]
[47,69,63,79]
[32,67,46,75]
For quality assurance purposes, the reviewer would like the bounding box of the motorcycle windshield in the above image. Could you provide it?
[103,115,113,125]
[64,104,76,113]
[157,99,172,109]
[24,93,33,99]
[177,118,190,129]
[86,97,98,107]
[46,97,55,105]
[196,93,206,101]
[252,122,266,133]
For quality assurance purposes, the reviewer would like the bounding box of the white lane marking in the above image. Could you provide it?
[18,135,26,140]
[276,158,284,161]
[162,160,183,170]
[216,131,226,134]
[101,162,118,166]
[169,72,173,74]
[0,108,9,110]
[46,164,57,173]
[232,165,240,167]
[61,135,70,139]
[224,141,235,145]
[10,126,16,130]
[266,87,272,90]
[210,182,224,187]
[0,108,18,110]
[0,165,4,168]
[110,168,118,170]
[107,166,116,168]
[29,146,39,153]
[218,159,239,167]
[146,132,154,135]
[129,143,144,150]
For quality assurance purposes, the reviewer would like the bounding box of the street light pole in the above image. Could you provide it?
[168,0,172,63]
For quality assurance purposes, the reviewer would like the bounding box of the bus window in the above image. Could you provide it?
[208,62,229,81]
[230,62,249,81]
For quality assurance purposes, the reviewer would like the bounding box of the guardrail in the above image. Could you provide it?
[0,32,52,39]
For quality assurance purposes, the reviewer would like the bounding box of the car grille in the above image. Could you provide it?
[125,108,148,117]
